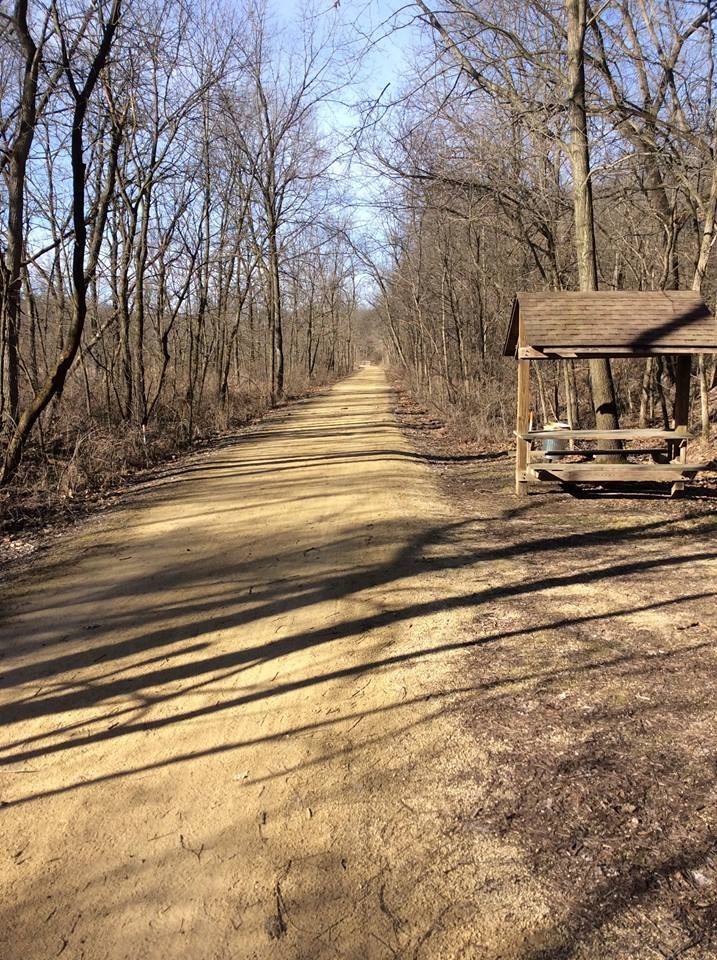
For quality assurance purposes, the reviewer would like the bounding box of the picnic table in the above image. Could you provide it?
[515,428,712,493]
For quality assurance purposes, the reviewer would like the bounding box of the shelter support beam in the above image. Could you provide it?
[671,354,692,495]
[672,355,691,444]
[515,359,531,496]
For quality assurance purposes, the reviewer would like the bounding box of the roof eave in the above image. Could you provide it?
[518,344,717,359]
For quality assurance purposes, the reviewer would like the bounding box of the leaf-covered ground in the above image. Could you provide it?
[394,386,717,960]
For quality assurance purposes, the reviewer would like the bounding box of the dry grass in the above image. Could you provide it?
[390,366,717,467]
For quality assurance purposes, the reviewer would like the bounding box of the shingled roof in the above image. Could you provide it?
[504,291,717,359]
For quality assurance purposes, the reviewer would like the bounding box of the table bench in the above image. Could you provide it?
[515,428,713,495]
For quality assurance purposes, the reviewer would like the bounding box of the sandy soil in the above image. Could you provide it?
[2,367,717,960]
[0,369,554,960]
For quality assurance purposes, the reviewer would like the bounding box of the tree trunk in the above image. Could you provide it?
[698,355,710,439]
[566,0,620,433]
[268,225,284,403]
[2,2,41,431]
[0,0,122,484]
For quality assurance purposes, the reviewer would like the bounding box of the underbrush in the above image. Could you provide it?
[390,366,717,465]
[388,368,513,453]
[0,374,337,538]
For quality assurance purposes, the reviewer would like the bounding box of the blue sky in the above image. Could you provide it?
[268,0,415,122]
[266,0,418,241]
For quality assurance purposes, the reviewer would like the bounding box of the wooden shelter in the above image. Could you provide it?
[504,291,717,496]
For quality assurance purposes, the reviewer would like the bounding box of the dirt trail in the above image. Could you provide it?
[0,369,553,960]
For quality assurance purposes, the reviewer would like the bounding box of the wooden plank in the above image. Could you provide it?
[515,359,531,496]
[519,346,717,358]
[516,428,693,441]
[517,343,717,360]
[531,461,712,474]
[517,346,550,359]
[528,463,710,483]
[538,448,669,458]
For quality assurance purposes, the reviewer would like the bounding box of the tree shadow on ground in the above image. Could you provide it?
[2,377,717,958]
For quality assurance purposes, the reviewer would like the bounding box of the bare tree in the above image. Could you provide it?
[1,0,122,484]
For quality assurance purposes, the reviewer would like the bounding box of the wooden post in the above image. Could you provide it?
[516,359,531,496]
[671,354,692,496]
[672,354,692,462]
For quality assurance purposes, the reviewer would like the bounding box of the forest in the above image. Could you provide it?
[3,5,717,960]
[1,0,716,503]
[371,0,717,446]
[0,0,361,510]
